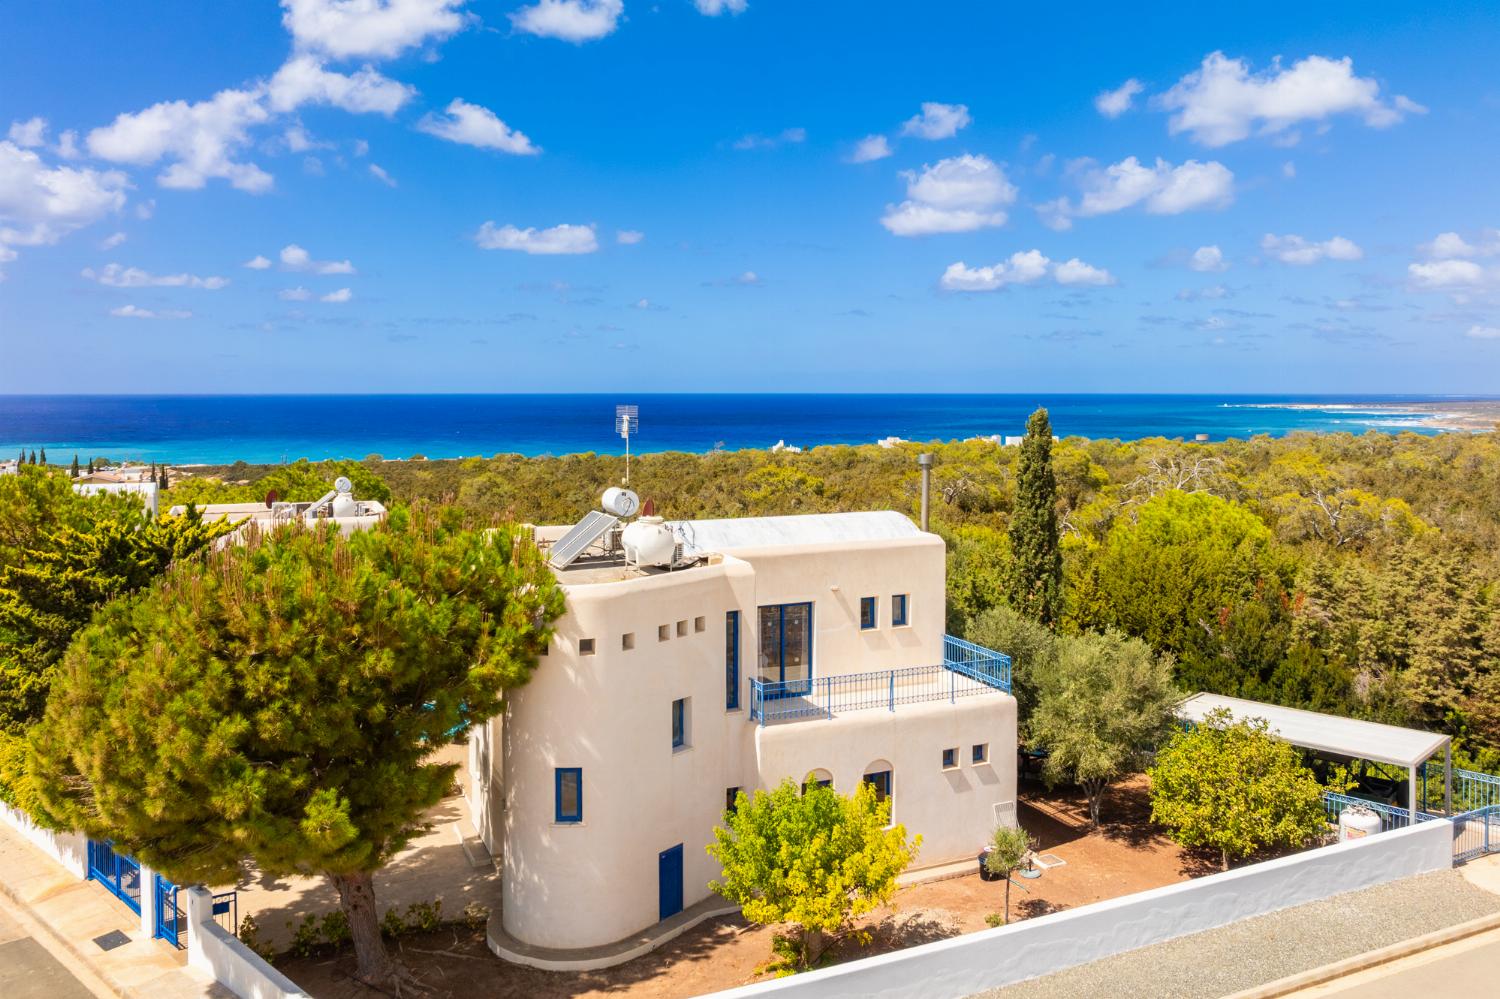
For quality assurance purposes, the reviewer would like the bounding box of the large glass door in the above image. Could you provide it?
[758,602,812,695]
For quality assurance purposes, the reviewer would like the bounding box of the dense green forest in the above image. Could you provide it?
[171,429,1500,763]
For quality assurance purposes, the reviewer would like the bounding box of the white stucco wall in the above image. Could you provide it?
[702,820,1455,999]
[0,801,87,879]
[754,694,1017,866]
[185,887,309,999]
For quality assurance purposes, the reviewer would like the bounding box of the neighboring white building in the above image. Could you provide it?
[467,504,1017,953]
[73,470,160,518]
[169,477,387,538]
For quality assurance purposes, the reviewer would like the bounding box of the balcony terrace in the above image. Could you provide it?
[747,635,1011,725]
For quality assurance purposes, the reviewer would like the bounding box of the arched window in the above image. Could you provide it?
[863,760,893,804]
[802,768,834,794]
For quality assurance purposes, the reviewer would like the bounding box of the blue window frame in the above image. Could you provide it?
[725,611,741,710]
[973,743,989,764]
[863,770,892,803]
[555,767,582,823]
[859,596,877,630]
[941,747,957,769]
[725,786,741,814]
[758,602,814,696]
[672,698,687,748]
[892,594,909,627]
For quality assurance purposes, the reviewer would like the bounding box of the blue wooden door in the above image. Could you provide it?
[658,844,684,921]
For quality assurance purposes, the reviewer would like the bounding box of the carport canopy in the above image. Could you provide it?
[1177,692,1453,816]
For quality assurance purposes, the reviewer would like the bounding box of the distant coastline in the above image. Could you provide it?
[1,394,1495,466]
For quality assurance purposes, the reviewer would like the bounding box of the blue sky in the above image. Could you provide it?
[2,1,1498,394]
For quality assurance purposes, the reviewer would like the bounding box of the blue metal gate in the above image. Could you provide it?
[86,840,142,915]
[153,873,184,947]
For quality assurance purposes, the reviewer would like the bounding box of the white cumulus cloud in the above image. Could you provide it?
[616,229,643,244]
[510,0,622,42]
[475,222,599,255]
[0,141,128,272]
[321,287,353,302]
[83,263,228,289]
[1095,79,1144,118]
[1467,325,1500,340]
[1157,51,1425,147]
[1419,229,1500,260]
[731,127,805,151]
[368,163,397,186]
[1261,233,1363,265]
[880,154,1016,236]
[244,255,272,269]
[7,117,48,147]
[267,56,415,115]
[280,0,469,60]
[1040,156,1233,229]
[900,102,970,140]
[939,250,1115,292]
[87,87,273,193]
[279,286,313,301]
[1190,245,1228,272]
[1409,259,1489,289]
[847,134,892,163]
[417,99,539,154]
[694,0,746,13]
[280,243,356,273]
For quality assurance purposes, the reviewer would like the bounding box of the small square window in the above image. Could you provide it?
[676,620,688,637]
[621,632,635,651]
[892,594,909,627]
[659,624,671,642]
[972,743,989,765]
[578,638,595,656]
[859,597,877,630]
[725,786,741,814]
[672,697,690,750]
[941,747,958,770]
[694,616,706,633]
[555,767,582,823]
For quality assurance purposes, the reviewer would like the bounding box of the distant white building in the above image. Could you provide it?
[0,460,17,477]
[73,471,160,518]
[467,503,1017,954]
[169,477,387,538]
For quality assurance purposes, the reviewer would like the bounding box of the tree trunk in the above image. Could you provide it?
[800,927,824,968]
[1003,876,1012,925]
[1084,778,1104,827]
[329,870,398,988]
[1221,849,1229,872]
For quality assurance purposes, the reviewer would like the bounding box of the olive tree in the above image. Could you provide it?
[29,506,564,989]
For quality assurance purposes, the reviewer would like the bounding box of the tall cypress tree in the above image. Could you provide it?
[28,450,36,466]
[1007,407,1063,626]
[39,448,47,466]
[70,455,79,478]
[86,459,95,475]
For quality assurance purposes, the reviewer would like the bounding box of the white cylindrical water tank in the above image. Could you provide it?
[621,516,676,567]
[601,487,640,518]
[1338,804,1382,841]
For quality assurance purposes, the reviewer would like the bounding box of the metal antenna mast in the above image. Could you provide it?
[616,404,639,485]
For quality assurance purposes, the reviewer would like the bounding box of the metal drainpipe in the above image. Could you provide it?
[918,452,933,531]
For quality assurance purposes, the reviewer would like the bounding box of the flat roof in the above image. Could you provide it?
[1178,692,1449,769]
[671,510,922,555]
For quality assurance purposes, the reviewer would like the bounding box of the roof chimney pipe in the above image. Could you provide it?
[917,452,934,531]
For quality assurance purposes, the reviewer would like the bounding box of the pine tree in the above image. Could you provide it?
[29,509,565,989]
[28,450,36,465]
[158,467,169,491]
[69,455,79,478]
[1007,407,1063,626]
[86,459,95,475]
[38,448,46,466]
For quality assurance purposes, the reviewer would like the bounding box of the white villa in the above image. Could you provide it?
[465,500,1018,953]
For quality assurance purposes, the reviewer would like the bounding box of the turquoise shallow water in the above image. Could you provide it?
[0,394,1489,465]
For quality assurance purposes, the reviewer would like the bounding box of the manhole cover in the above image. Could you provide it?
[92,930,131,951]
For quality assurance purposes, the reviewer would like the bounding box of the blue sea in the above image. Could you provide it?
[0,394,1489,466]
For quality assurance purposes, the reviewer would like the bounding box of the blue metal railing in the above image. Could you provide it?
[1419,762,1500,814]
[87,840,143,915]
[747,635,1010,725]
[154,873,183,948]
[1322,791,1441,832]
[212,890,238,937]
[1451,805,1500,863]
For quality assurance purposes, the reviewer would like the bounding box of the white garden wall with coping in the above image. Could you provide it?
[0,800,86,879]
[704,820,1454,999]
[185,886,309,999]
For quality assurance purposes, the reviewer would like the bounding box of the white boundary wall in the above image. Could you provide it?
[185,887,309,999]
[706,820,1454,999]
[0,800,86,879]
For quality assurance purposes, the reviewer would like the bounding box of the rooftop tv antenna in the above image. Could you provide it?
[616,404,639,485]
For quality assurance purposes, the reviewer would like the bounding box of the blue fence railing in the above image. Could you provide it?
[747,635,1010,725]
[1451,805,1500,863]
[1419,762,1500,814]
[1322,792,1442,832]
[154,873,183,948]
[87,840,142,915]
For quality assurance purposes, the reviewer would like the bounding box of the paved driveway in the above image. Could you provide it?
[0,899,103,999]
